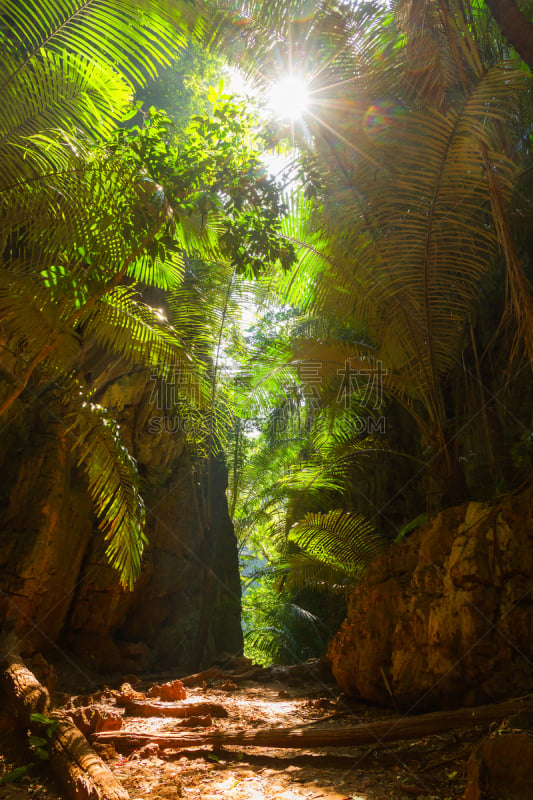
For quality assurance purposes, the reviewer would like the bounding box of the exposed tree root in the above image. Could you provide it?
[2,647,129,800]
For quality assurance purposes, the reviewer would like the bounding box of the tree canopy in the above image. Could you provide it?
[0,0,294,587]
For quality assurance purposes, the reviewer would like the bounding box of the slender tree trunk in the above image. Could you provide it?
[484,0,533,69]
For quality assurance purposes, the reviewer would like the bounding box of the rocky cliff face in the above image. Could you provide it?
[329,491,533,710]
[0,369,242,674]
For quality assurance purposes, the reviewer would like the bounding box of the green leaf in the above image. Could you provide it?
[28,736,48,748]
[0,766,30,784]
[69,402,147,590]
[29,713,55,727]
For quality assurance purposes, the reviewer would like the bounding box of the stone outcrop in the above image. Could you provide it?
[329,491,533,710]
[465,731,533,800]
[0,368,243,674]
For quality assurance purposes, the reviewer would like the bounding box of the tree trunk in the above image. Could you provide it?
[484,0,533,69]
[2,649,129,800]
[92,696,532,753]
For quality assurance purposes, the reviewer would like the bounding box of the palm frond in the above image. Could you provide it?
[288,509,386,577]
[79,287,190,372]
[0,0,193,196]
[296,62,529,459]
[126,248,185,291]
[395,0,465,108]
[0,50,131,186]
[275,192,331,311]
[67,401,147,589]
[1,0,188,87]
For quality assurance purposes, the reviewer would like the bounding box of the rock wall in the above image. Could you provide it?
[0,413,94,649]
[329,491,533,710]
[0,370,243,674]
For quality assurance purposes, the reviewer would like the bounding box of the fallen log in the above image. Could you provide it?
[177,667,225,687]
[123,699,228,718]
[2,648,129,800]
[2,646,51,715]
[229,667,267,682]
[92,697,533,753]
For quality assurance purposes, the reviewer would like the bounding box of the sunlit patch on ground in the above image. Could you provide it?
[0,680,467,800]
[105,683,464,800]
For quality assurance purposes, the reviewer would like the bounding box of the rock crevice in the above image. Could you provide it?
[0,370,243,673]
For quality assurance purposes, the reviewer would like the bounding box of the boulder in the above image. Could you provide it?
[329,491,533,709]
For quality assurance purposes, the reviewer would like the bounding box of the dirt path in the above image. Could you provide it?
[0,670,481,800]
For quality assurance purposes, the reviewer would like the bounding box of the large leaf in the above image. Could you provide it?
[68,402,147,589]
[1,1,188,86]
[288,508,385,580]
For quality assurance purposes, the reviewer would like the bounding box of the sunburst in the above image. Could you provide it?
[267,76,309,121]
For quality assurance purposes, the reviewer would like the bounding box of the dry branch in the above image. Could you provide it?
[93,697,532,753]
[150,665,265,689]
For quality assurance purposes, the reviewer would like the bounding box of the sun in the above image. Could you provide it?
[267,76,309,121]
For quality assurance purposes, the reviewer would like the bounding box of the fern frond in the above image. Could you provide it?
[281,551,355,595]
[68,402,146,589]
[1,0,188,87]
[288,509,386,577]
[244,599,324,665]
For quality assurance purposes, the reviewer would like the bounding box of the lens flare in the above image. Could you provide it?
[363,101,400,141]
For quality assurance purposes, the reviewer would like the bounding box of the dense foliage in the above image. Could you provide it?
[216,0,533,661]
[0,0,294,587]
[1,0,533,662]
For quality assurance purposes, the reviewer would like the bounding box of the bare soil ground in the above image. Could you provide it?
[0,666,485,800]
